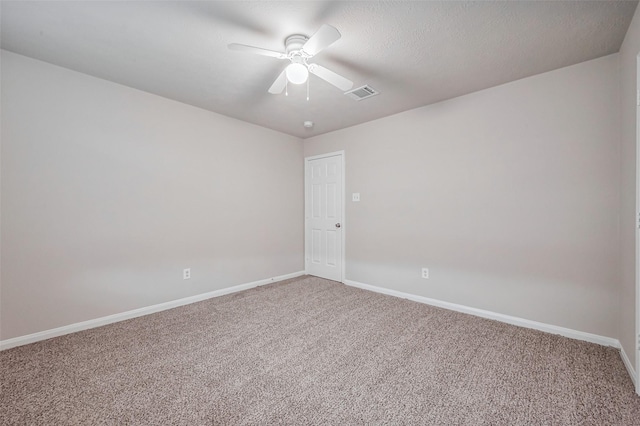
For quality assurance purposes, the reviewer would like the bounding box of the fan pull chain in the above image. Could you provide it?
[306,77,310,101]
[285,79,288,97]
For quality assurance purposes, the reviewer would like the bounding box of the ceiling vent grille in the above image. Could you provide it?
[345,85,379,101]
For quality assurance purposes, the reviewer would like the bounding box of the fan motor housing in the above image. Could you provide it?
[285,35,308,54]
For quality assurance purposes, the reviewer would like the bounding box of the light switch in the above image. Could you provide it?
[352,193,360,202]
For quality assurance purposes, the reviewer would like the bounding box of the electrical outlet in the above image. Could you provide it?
[352,193,360,202]
[183,268,191,280]
[421,268,429,279]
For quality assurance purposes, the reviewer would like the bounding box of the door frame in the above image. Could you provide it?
[636,54,640,395]
[304,150,346,283]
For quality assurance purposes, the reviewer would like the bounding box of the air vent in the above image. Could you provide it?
[345,85,379,101]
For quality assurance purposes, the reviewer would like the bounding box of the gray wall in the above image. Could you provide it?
[305,54,621,339]
[619,6,640,373]
[1,38,633,350]
[0,51,304,340]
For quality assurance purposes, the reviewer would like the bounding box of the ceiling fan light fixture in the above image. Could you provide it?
[229,24,352,94]
[286,63,309,85]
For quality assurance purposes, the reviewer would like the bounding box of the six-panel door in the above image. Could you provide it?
[305,154,343,282]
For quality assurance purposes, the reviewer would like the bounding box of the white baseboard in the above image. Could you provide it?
[344,279,620,348]
[0,271,305,351]
[620,345,637,387]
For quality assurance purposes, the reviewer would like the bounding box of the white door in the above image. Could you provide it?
[305,152,343,282]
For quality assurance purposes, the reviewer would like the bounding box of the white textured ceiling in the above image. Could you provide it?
[1,1,637,138]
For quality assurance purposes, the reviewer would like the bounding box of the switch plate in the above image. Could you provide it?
[183,268,191,280]
[352,193,360,202]
[421,268,429,279]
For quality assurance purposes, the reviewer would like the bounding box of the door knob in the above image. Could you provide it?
[335,223,341,228]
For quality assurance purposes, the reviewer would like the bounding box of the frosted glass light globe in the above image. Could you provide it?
[286,63,309,85]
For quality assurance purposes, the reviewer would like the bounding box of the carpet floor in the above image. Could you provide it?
[1,275,639,425]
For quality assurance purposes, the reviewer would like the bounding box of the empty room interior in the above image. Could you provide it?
[3,0,640,424]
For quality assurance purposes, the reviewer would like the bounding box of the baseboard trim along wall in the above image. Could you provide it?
[620,345,637,387]
[343,279,637,385]
[3,272,636,387]
[0,271,306,351]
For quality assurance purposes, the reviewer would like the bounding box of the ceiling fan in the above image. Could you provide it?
[228,24,354,95]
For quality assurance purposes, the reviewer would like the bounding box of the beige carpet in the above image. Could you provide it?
[1,275,639,425]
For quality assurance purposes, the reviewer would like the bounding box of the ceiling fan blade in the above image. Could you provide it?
[302,24,341,57]
[268,69,288,94]
[228,43,287,59]
[308,64,353,91]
